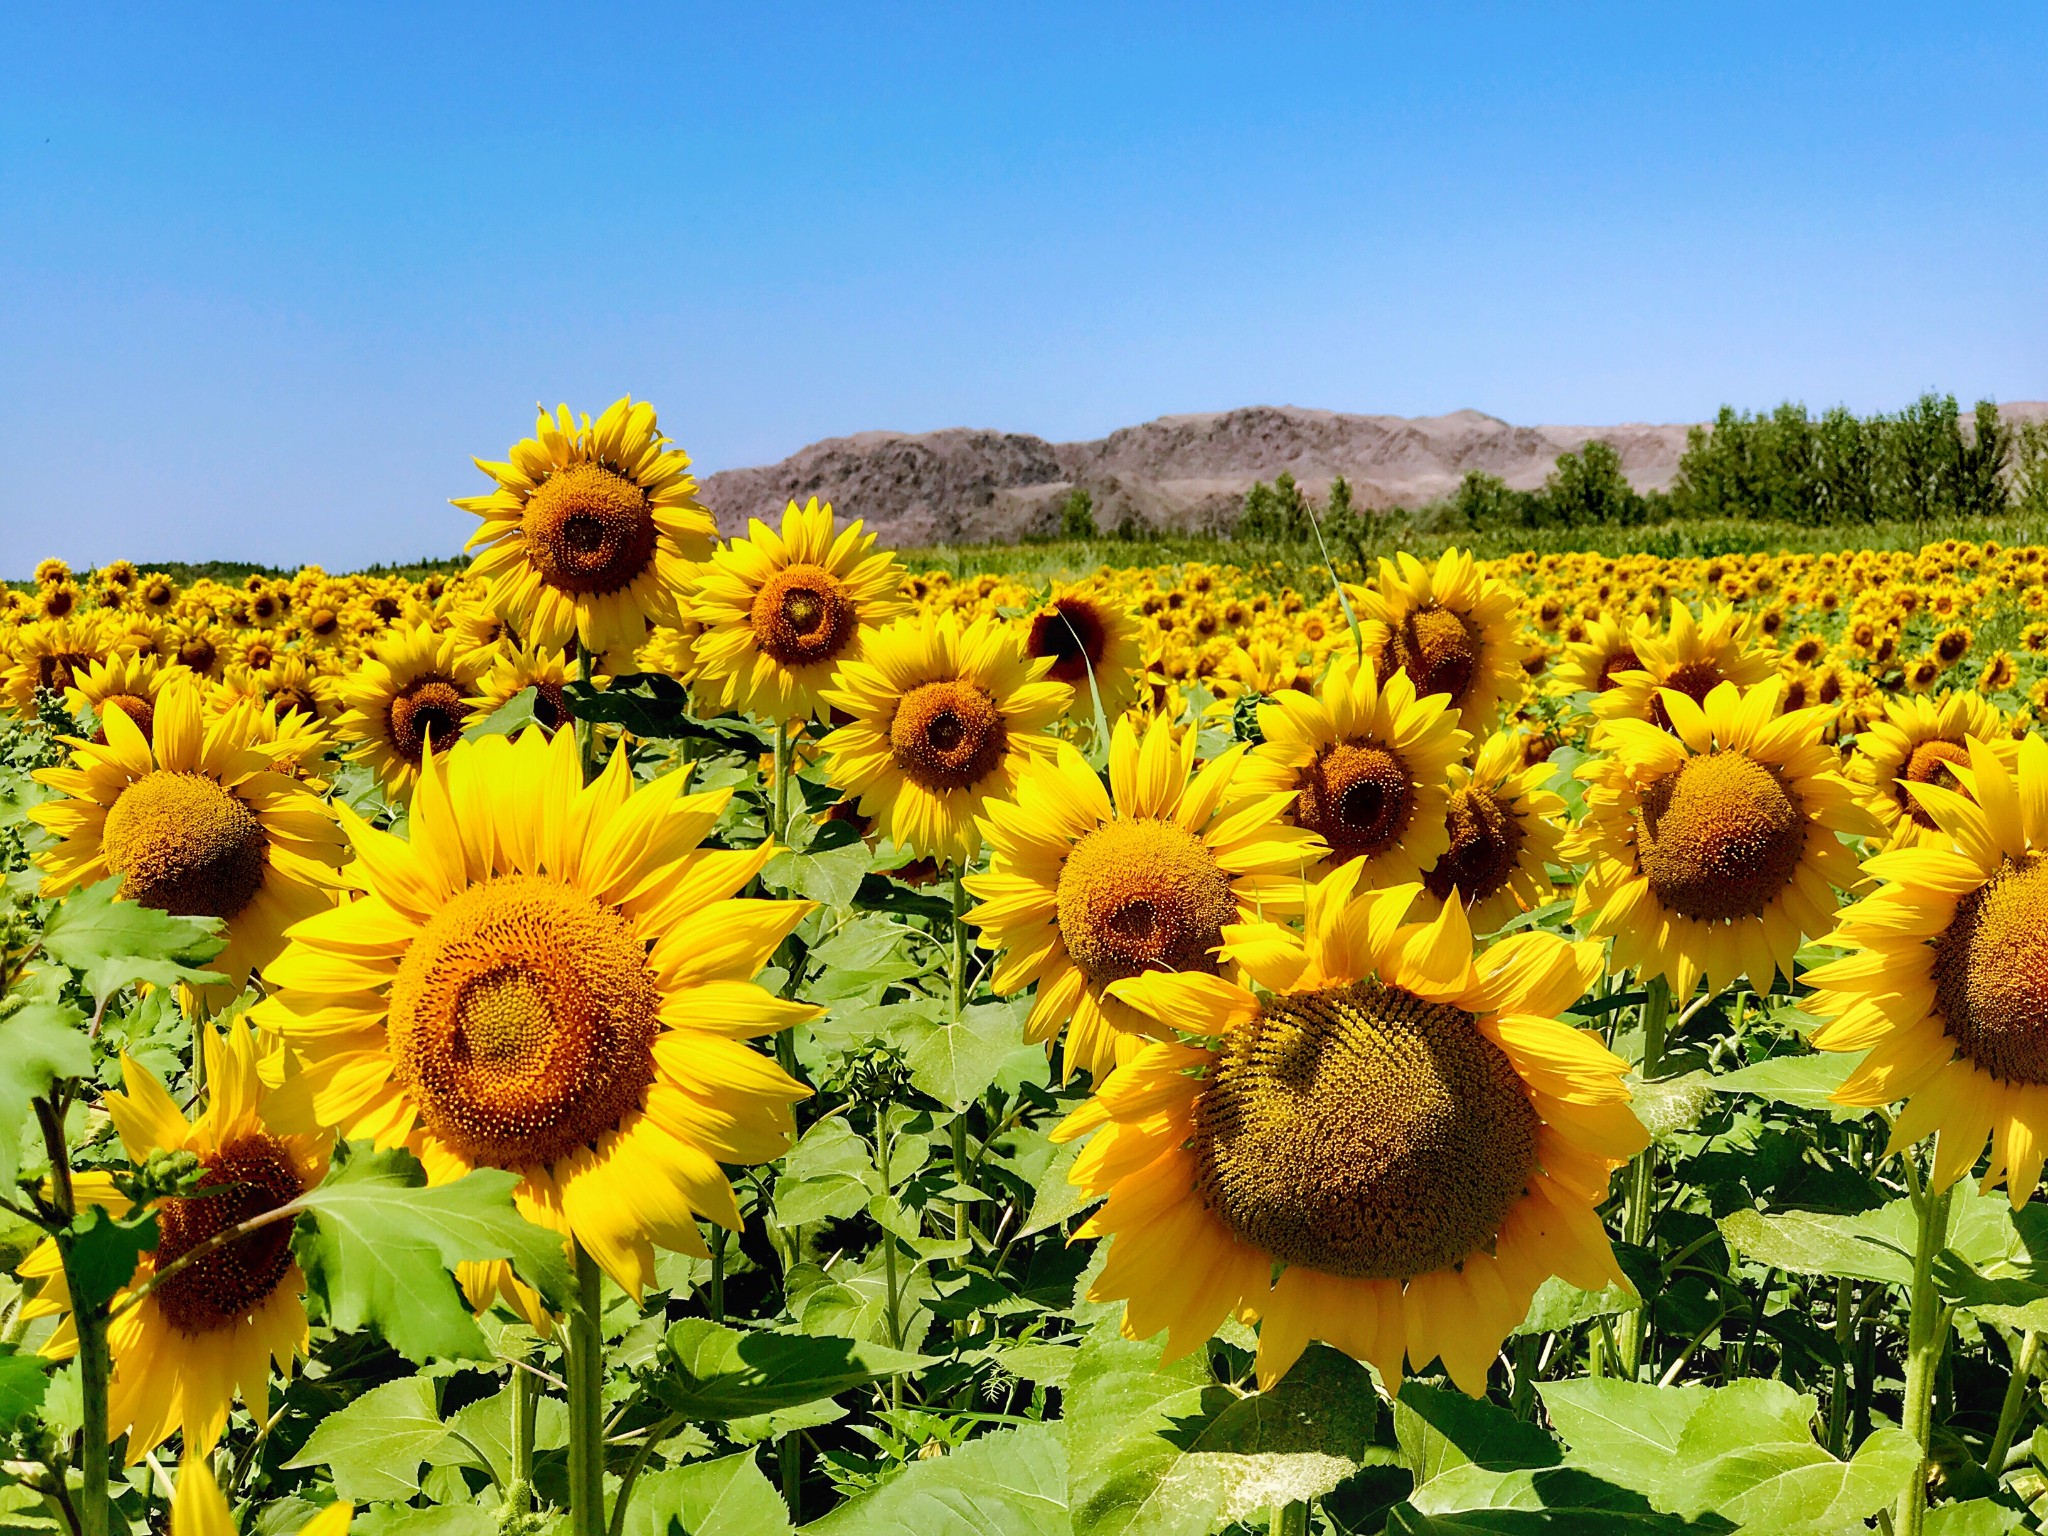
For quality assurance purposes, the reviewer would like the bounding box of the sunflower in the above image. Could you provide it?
[1415,729,1567,932]
[1347,549,1527,729]
[1236,651,1470,885]
[691,498,910,724]
[455,398,714,656]
[1810,737,2048,1202]
[1550,612,1655,696]
[965,714,1322,1080]
[173,1458,350,1536]
[31,678,345,996]
[468,642,576,737]
[1847,690,2012,847]
[1593,601,1775,728]
[820,612,1069,866]
[252,727,815,1295]
[1567,679,1875,998]
[1056,869,1643,1393]
[18,1026,330,1460]
[2,616,108,716]
[333,622,484,800]
[1021,588,1141,723]
[62,650,191,744]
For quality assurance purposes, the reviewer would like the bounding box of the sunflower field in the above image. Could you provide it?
[13,401,2048,1536]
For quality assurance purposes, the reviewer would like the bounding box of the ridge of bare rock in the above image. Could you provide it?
[698,402,2048,546]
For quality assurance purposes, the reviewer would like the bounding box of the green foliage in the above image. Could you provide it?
[0,999,89,1186]
[1059,488,1099,540]
[656,1322,930,1420]
[293,1147,573,1363]
[287,1377,453,1501]
[36,874,226,998]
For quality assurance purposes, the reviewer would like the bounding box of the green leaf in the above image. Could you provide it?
[1019,1138,1101,1238]
[765,840,873,910]
[37,874,226,997]
[0,1000,90,1186]
[426,1383,566,1487]
[805,1423,1068,1536]
[294,1147,573,1363]
[0,1347,49,1429]
[64,1207,158,1311]
[1396,1383,1559,1485]
[1387,1501,1709,1533]
[1716,1202,1915,1286]
[1926,1499,2031,1535]
[623,1452,792,1536]
[1061,1329,1381,1536]
[772,1118,878,1228]
[285,1376,449,1501]
[656,1320,931,1420]
[1512,1276,1638,1336]
[344,1507,493,1536]
[905,998,1033,1111]
[1704,1052,1860,1113]
[1539,1377,1918,1533]
[462,686,539,741]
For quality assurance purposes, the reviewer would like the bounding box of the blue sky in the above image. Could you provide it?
[2,4,2043,576]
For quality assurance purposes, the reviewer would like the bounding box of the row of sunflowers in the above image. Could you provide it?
[4,397,2048,1536]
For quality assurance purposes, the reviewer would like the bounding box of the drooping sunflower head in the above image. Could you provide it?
[1239,650,1471,885]
[1060,872,1644,1393]
[1812,736,2048,1204]
[1347,549,1527,729]
[821,612,1069,866]
[1847,689,2011,845]
[456,398,714,656]
[1551,611,1655,697]
[691,498,911,724]
[1593,600,1776,729]
[255,727,817,1296]
[333,622,483,800]
[32,677,346,996]
[1415,728,1567,931]
[62,649,191,745]
[1021,588,1141,723]
[17,1025,330,1460]
[965,714,1322,1081]
[1567,678,1877,998]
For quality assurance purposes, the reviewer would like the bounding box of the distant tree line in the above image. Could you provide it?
[1230,394,2048,538]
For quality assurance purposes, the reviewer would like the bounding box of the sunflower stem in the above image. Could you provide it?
[772,719,792,845]
[1617,974,1670,1381]
[1271,1499,1309,1536]
[37,1098,108,1536]
[1897,1166,1955,1536]
[508,1358,538,1516]
[566,1243,608,1536]
[951,868,973,1248]
[709,1226,727,1324]
[779,1430,802,1522]
[1987,1329,2040,1483]
[877,1104,905,1411]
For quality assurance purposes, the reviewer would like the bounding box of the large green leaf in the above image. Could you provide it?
[1716,1202,1915,1286]
[426,1383,567,1487]
[1925,1499,2030,1535]
[1395,1383,1559,1485]
[773,1118,879,1228]
[294,1148,573,1363]
[656,1320,931,1420]
[1386,1504,1708,1534]
[1061,1329,1382,1536]
[624,1452,793,1536]
[1704,1052,1860,1114]
[1538,1377,1917,1533]
[0,1000,90,1186]
[805,1423,1069,1536]
[36,874,226,997]
[285,1376,448,1501]
[905,998,1035,1111]
[0,1346,49,1429]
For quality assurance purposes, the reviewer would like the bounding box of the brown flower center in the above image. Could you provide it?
[1898,738,1971,829]
[1056,818,1236,988]
[1193,979,1538,1279]
[1027,599,1109,685]
[387,676,469,766]
[750,565,857,667]
[889,680,1008,792]
[1423,786,1524,904]
[1636,750,1806,921]
[1383,604,1480,707]
[102,771,268,920]
[152,1134,304,1336]
[1293,741,1413,863]
[1933,854,2048,1085]
[389,874,661,1168]
[521,462,659,596]
[92,693,154,745]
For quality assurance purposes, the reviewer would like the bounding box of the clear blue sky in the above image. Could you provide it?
[3,4,2043,577]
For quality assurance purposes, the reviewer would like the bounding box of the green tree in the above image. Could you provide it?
[2013,420,2048,520]
[1543,441,1645,527]
[1058,486,1097,539]
[1450,470,1525,530]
